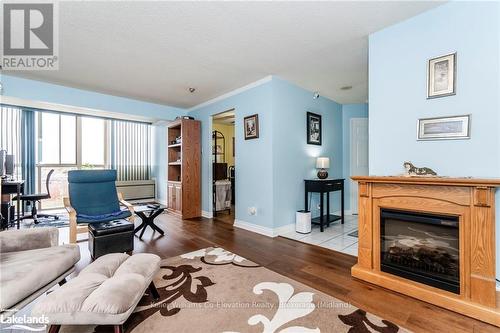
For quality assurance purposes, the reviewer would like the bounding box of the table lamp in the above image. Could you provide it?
[316,157,330,179]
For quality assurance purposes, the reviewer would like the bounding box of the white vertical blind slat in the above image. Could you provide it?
[111,119,151,181]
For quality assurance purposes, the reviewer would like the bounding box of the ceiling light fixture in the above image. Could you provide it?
[188,87,196,93]
[340,86,353,91]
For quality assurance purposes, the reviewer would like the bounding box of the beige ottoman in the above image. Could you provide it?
[32,253,161,333]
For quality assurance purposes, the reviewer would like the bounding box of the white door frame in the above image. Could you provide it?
[210,109,236,219]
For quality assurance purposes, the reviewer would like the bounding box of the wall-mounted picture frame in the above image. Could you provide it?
[417,115,470,140]
[244,114,259,140]
[307,112,322,145]
[427,52,456,99]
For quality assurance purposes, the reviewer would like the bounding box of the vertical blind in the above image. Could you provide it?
[0,106,22,177]
[110,120,151,181]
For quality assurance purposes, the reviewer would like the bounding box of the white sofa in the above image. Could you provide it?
[0,227,80,317]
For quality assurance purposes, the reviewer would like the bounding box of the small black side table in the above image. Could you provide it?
[134,204,166,240]
[304,179,345,232]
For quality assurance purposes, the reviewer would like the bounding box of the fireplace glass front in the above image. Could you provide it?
[380,209,460,294]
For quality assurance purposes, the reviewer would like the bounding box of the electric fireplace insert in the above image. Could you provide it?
[380,209,460,294]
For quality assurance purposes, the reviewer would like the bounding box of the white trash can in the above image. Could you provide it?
[296,210,311,234]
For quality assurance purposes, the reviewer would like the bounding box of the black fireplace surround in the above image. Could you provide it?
[380,209,460,294]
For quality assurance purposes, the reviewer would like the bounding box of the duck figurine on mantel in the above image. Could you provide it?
[403,161,438,177]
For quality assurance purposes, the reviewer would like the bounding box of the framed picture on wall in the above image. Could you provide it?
[417,115,470,140]
[244,114,259,140]
[427,53,456,99]
[307,112,322,145]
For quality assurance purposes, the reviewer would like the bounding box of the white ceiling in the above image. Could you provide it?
[6,1,443,109]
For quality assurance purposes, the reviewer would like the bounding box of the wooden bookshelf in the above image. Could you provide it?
[167,119,201,218]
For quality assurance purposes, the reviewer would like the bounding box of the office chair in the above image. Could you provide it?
[16,169,59,224]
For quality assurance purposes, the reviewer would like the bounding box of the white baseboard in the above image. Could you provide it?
[202,210,213,218]
[234,219,275,237]
[234,220,295,238]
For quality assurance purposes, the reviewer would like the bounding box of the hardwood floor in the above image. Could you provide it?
[211,205,235,224]
[65,213,497,333]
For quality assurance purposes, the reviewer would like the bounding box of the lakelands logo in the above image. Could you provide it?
[1,1,59,70]
[1,313,49,331]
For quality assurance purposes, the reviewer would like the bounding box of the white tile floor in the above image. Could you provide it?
[281,214,359,256]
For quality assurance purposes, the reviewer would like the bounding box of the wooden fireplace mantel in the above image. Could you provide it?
[351,176,500,326]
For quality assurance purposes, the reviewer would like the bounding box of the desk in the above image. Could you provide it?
[304,178,344,232]
[1,179,24,229]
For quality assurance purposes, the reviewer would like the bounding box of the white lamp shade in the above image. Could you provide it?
[316,157,330,169]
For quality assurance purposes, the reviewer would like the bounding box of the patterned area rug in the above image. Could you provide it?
[58,247,410,333]
[30,212,70,228]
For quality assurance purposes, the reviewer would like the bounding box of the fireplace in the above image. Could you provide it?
[380,209,460,294]
[351,176,500,326]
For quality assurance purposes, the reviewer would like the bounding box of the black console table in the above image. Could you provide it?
[304,178,344,232]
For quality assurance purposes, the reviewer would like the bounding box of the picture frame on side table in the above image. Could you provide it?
[417,115,470,140]
[427,53,456,99]
[307,112,322,145]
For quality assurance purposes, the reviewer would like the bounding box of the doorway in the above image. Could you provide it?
[211,110,235,224]
[350,118,369,214]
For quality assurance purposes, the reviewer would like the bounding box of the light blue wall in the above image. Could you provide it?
[369,2,500,176]
[2,75,355,232]
[190,77,345,230]
[342,103,369,212]
[1,75,185,120]
[272,77,343,227]
[1,75,185,203]
[189,81,275,228]
[369,2,500,278]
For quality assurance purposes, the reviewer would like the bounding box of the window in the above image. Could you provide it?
[61,115,76,164]
[82,117,106,166]
[0,106,22,177]
[36,113,107,209]
[34,112,151,208]
[39,113,77,165]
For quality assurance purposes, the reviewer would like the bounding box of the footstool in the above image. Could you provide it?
[88,219,134,260]
[32,253,161,333]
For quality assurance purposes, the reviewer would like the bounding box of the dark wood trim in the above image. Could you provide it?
[48,325,61,333]
[149,281,160,301]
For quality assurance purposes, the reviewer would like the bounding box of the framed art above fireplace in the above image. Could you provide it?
[417,115,470,140]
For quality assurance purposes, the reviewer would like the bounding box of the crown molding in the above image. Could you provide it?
[187,75,273,112]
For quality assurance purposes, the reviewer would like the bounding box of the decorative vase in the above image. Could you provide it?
[317,169,328,179]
